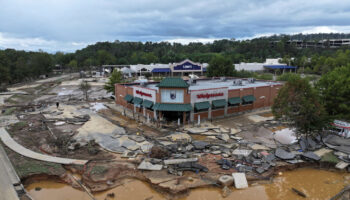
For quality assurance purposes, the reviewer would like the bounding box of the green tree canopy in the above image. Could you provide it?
[104,70,123,94]
[272,76,328,138]
[68,59,78,70]
[317,65,350,121]
[207,55,235,77]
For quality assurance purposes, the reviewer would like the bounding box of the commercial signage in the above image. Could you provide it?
[173,61,202,71]
[197,93,224,99]
[136,90,152,97]
[134,87,156,102]
[191,88,228,103]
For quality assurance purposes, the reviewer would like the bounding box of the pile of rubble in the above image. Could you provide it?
[131,122,350,194]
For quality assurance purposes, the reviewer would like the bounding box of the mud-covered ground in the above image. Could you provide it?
[0,73,348,200]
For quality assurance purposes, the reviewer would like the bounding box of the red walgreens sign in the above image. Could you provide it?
[197,93,224,99]
[136,90,152,97]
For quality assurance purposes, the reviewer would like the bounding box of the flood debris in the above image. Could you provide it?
[218,175,234,186]
[335,161,349,170]
[275,148,296,160]
[291,188,307,198]
[301,151,321,161]
[138,160,163,171]
[232,173,248,189]
[164,158,198,165]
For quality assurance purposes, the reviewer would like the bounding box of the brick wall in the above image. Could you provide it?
[212,109,225,118]
[227,106,240,114]
[194,111,209,121]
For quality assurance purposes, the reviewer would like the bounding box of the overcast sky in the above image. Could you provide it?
[1,0,350,52]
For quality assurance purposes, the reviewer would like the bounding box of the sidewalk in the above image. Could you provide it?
[0,127,88,165]
[0,144,20,200]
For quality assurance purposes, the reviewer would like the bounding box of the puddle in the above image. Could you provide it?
[26,168,348,200]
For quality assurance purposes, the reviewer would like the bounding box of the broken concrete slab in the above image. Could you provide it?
[219,175,234,186]
[250,144,270,150]
[192,141,209,150]
[232,173,248,189]
[186,127,208,134]
[121,150,138,158]
[176,162,209,172]
[138,160,163,171]
[273,128,297,145]
[230,128,241,135]
[54,121,66,126]
[324,135,350,154]
[128,135,145,143]
[232,149,252,157]
[167,132,192,143]
[140,141,153,153]
[302,151,321,161]
[164,158,198,165]
[336,161,350,170]
[314,148,333,157]
[230,136,243,140]
[275,148,296,160]
[200,131,220,136]
[220,127,230,133]
[216,134,229,142]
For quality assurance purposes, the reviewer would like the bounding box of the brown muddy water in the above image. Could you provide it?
[26,168,349,200]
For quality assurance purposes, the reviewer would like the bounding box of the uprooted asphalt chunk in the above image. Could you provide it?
[175,162,209,173]
[149,145,170,159]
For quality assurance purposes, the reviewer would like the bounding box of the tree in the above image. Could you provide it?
[97,50,116,65]
[207,55,235,77]
[104,70,123,94]
[80,81,91,101]
[272,76,327,138]
[68,59,78,71]
[317,65,350,121]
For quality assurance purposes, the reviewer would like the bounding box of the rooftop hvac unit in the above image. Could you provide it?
[139,80,148,86]
[233,79,243,86]
[220,77,227,82]
[188,78,197,85]
[248,78,256,83]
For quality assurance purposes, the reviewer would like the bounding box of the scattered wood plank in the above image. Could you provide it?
[291,188,307,198]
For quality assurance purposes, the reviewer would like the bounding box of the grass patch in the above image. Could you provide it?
[3,107,17,115]
[321,152,340,164]
[91,165,107,175]
[16,162,64,178]
[12,121,27,129]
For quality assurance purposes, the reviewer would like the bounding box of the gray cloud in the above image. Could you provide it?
[1,0,350,52]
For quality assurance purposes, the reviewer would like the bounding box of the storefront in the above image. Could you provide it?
[115,77,282,124]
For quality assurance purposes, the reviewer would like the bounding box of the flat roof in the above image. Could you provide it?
[131,78,281,91]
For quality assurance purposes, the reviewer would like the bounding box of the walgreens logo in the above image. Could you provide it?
[197,93,224,99]
[136,90,152,97]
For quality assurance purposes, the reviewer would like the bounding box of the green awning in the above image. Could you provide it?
[124,94,133,102]
[194,101,210,110]
[212,99,226,108]
[132,97,143,105]
[242,95,256,102]
[153,103,192,112]
[228,97,242,105]
[142,100,153,109]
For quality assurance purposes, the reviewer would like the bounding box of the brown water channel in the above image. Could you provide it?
[26,168,349,200]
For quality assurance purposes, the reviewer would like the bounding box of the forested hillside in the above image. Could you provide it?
[1,33,350,86]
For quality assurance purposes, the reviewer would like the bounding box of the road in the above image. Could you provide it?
[0,145,20,200]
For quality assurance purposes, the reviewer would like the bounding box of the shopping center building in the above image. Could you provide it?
[115,77,282,124]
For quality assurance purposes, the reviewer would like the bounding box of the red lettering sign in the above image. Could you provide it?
[136,90,152,97]
[197,93,224,99]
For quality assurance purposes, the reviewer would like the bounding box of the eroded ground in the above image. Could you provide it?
[0,74,349,200]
